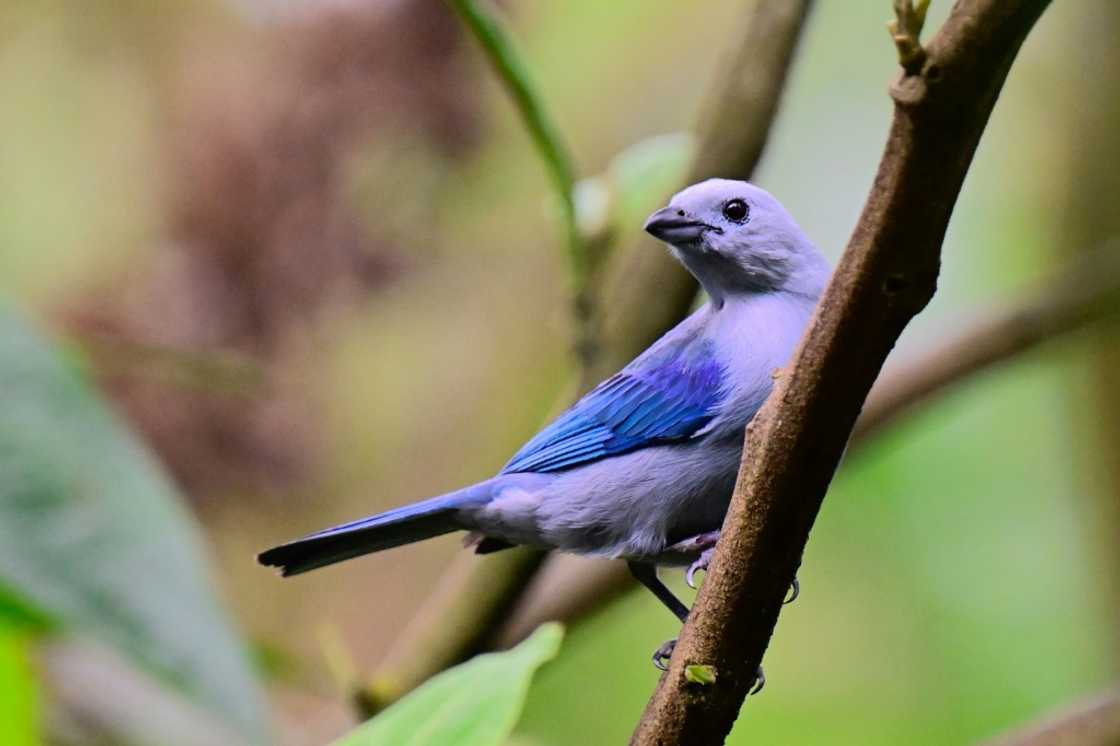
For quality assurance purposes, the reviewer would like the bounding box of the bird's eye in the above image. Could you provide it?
[722,199,749,223]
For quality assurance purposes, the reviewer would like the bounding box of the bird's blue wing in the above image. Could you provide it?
[502,336,726,474]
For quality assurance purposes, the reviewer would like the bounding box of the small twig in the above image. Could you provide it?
[445,0,593,363]
[981,689,1120,746]
[358,547,546,715]
[631,1,1052,743]
[888,0,931,75]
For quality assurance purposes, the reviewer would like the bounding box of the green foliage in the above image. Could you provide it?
[574,132,695,245]
[606,132,696,235]
[0,305,268,742]
[0,583,53,634]
[446,0,584,287]
[0,628,38,746]
[335,623,563,746]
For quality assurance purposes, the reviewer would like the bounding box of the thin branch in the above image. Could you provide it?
[855,241,1120,440]
[981,689,1120,746]
[498,242,1120,645]
[445,0,592,360]
[630,1,1053,743]
[357,0,813,714]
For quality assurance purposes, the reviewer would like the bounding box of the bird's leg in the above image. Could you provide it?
[628,561,689,622]
[628,561,689,670]
[627,559,770,691]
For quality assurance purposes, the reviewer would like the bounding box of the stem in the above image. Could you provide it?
[445,0,591,361]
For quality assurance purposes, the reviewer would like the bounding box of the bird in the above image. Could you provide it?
[259,178,830,675]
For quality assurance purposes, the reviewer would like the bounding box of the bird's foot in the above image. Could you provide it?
[652,638,676,671]
[685,548,715,589]
[685,554,798,604]
[650,640,765,695]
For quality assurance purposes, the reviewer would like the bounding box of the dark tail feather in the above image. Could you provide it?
[258,485,488,576]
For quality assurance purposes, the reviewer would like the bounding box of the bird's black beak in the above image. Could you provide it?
[643,206,710,244]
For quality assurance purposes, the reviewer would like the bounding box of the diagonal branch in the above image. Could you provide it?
[630,1,1053,743]
[981,689,1120,746]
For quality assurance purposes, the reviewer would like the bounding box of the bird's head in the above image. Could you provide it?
[644,178,829,306]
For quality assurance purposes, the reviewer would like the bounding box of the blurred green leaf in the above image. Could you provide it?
[0,583,53,634]
[0,305,268,742]
[336,623,564,746]
[572,132,695,248]
[0,630,38,746]
[606,132,695,233]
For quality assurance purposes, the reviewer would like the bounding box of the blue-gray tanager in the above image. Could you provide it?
[260,179,830,669]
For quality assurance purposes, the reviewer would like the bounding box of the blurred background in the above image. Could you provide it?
[0,0,1116,744]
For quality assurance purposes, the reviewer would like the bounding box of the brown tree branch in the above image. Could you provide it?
[981,689,1120,746]
[358,0,814,713]
[497,241,1120,644]
[630,1,1053,744]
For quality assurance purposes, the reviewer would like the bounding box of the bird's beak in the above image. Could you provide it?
[643,206,710,244]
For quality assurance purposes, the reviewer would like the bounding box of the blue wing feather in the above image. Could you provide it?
[502,334,726,474]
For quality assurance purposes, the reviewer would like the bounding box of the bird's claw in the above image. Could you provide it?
[652,638,676,670]
[750,665,766,695]
[685,548,714,589]
[784,576,800,604]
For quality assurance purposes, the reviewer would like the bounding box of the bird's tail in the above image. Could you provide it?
[258,481,493,577]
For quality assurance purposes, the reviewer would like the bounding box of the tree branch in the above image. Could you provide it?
[498,241,1120,645]
[982,689,1120,746]
[630,1,1052,743]
[357,0,813,714]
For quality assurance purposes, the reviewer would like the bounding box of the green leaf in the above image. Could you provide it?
[0,583,53,634]
[684,664,717,686]
[336,623,564,746]
[607,132,696,233]
[0,305,268,742]
[0,630,39,746]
